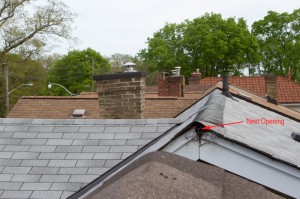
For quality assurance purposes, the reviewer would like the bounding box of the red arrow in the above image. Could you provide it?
[202,121,243,131]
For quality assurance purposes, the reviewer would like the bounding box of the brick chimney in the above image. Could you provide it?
[93,72,145,119]
[265,76,278,104]
[188,69,201,85]
[158,74,184,98]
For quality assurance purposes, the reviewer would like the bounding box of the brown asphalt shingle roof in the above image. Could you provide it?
[87,151,286,199]
[145,93,203,118]
[8,92,205,119]
[7,93,100,119]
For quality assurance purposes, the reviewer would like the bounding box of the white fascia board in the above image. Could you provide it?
[200,136,300,198]
[162,132,300,198]
[163,130,200,160]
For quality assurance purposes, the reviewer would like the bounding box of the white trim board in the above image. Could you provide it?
[162,131,300,198]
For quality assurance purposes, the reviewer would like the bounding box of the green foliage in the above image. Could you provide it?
[132,57,161,85]
[184,14,259,77]
[252,9,300,81]
[139,23,188,74]
[139,13,259,78]
[0,54,47,117]
[44,48,111,95]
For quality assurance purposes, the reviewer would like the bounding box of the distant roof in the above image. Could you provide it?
[145,92,204,118]
[200,76,300,103]
[8,91,206,119]
[87,151,285,199]
[7,92,100,119]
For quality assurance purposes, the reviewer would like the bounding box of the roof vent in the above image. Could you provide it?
[123,62,136,72]
[162,72,169,80]
[71,109,86,118]
[175,66,181,75]
[291,132,300,142]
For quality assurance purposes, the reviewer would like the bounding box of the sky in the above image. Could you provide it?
[56,0,300,57]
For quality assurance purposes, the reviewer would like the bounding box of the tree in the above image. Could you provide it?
[184,13,259,77]
[44,48,111,96]
[139,13,259,79]
[0,54,47,117]
[138,23,189,76]
[0,0,75,116]
[132,56,161,85]
[252,9,300,81]
[110,53,133,68]
[0,0,75,59]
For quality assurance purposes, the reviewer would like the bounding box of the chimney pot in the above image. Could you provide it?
[175,66,181,75]
[188,70,201,85]
[158,75,184,97]
[123,62,137,72]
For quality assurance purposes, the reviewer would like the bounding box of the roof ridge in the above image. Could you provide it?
[194,90,226,125]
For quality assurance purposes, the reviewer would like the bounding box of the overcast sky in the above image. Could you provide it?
[57,0,300,57]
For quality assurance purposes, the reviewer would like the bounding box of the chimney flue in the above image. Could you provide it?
[188,69,201,85]
[222,76,232,98]
[175,66,181,76]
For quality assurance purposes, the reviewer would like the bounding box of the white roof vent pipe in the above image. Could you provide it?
[123,62,137,72]
[162,72,169,80]
[171,70,177,76]
[175,66,181,76]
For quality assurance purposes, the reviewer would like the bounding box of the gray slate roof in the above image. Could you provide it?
[166,89,300,169]
[200,90,300,168]
[0,118,180,199]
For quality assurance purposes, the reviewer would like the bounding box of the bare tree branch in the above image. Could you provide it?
[0,0,75,57]
[0,0,30,27]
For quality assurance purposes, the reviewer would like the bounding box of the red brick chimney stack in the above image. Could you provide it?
[158,67,185,97]
[188,69,201,85]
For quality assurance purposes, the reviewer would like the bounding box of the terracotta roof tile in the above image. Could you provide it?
[277,77,300,103]
[200,76,300,104]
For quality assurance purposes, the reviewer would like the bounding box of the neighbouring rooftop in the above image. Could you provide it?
[200,76,300,104]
